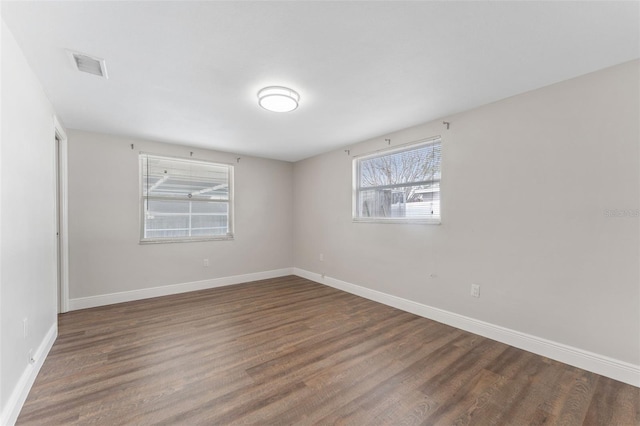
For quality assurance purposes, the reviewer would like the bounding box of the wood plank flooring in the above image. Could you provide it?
[17,276,639,425]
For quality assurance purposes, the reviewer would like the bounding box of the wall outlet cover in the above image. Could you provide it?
[471,284,481,298]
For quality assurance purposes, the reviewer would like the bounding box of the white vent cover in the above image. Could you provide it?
[67,51,108,78]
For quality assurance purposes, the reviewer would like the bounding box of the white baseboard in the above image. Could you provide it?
[1,322,58,426]
[68,268,294,311]
[293,268,640,388]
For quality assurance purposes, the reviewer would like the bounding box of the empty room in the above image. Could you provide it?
[1,1,638,425]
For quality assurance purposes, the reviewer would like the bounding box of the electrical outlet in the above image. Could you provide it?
[319,253,324,262]
[471,284,481,298]
[23,318,28,339]
[203,259,209,267]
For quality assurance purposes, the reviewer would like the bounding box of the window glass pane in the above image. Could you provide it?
[192,202,228,236]
[144,199,190,238]
[407,184,440,218]
[358,183,440,219]
[144,199,229,238]
[140,154,233,241]
[359,142,441,188]
[354,139,441,222]
[142,156,229,201]
[147,199,190,214]
[191,201,228,214]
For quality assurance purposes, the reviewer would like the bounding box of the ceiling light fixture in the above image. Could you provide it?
[257,86,300,112]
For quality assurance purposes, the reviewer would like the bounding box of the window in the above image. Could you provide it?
[140,154,233,242]
[353,137,441,223]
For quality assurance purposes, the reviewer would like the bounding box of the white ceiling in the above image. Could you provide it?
[2,1,639,162]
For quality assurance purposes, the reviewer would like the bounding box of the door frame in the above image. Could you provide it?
[54,116,69,313]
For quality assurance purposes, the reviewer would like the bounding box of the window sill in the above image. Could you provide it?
[140,235,234,244]
[352,218,441,225]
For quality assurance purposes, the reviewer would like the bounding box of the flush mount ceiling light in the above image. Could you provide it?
[257,86,300,112]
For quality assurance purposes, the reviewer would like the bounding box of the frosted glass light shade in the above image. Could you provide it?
[257,86,300,112]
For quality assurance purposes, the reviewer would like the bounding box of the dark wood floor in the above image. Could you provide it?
[17,276,639,425]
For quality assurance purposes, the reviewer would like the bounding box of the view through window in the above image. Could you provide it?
[140,154,233,242]
[353,137,441,223]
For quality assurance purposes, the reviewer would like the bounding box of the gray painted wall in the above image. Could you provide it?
[293,60,640,365]
[1,20,58,415]
[67,130,294,299]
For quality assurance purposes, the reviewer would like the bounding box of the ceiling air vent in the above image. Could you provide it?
[68,51,108,78]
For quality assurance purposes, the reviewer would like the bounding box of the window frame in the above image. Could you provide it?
[139,153,234,244]
[352,136,442,225]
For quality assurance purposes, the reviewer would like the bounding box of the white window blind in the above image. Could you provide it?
[140,154,233,242]
[353,137,441,223]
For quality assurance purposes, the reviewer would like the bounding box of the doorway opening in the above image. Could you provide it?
[54,117,69,313]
